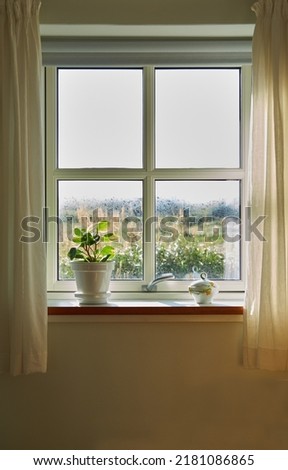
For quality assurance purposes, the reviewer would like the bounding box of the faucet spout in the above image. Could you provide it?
[146,273,175,292]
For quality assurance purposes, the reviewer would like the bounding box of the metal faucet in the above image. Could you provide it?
[146,273,175,292]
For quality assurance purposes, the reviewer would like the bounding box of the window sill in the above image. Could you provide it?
[48,299,243,323]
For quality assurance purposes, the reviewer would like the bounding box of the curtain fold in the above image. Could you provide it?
[0,0,47,375]
[244,0,288,370]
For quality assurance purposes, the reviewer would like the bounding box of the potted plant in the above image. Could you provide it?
[67,221,117,305]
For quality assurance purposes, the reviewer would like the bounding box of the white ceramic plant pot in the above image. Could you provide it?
[71,261,115,305]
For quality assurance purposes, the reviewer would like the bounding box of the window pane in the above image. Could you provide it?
[58,181,143,280]
[155,181,240,280]
[58,69,143,168]
[155,69,240,168]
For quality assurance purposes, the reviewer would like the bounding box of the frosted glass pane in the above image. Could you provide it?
[58,180,143,280]
[58,69,143,168]
[155,180,240,280]
[155,69,240,168]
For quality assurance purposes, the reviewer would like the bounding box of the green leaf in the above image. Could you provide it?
[102,232,118,242]
[67,247,77,260]
[100,255,111,262]
[99,246,115,260]
[93,234,101,244]
[81,232,94,245]
[97,220,109,232]
[74,227,82,237]
[74,252,86,260]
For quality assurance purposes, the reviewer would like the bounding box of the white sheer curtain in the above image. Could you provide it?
[244,0,288,370]
[0,0,47,375]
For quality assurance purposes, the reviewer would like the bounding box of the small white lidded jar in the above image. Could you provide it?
[188,272,218,305]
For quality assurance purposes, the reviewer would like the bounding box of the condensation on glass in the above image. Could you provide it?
[58,69,143,169]
[155,68,240,168]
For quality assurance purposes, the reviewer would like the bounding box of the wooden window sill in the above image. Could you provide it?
[48,300,243,321]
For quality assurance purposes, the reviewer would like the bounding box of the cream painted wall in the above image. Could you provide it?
[1,319,288,450]
[40,0,255,25]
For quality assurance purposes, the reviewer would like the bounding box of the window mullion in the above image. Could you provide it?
[143,66,156,283]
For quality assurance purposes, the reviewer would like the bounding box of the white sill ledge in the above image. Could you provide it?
[48,299,243,323]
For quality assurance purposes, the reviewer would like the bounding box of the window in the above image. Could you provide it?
[46,63,250,297]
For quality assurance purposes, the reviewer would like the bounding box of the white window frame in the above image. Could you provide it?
[45,43,251,300]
